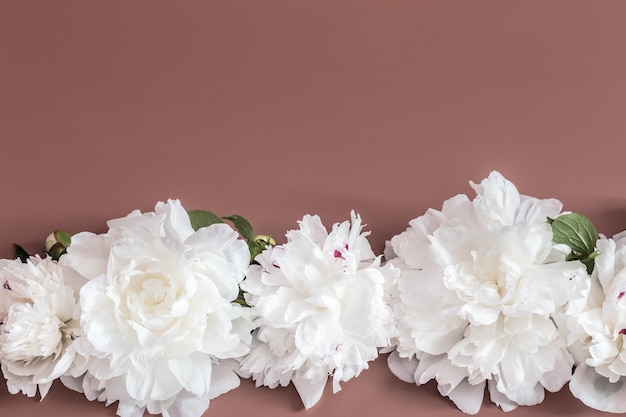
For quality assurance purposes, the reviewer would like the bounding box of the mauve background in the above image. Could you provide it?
[2,1,626,416]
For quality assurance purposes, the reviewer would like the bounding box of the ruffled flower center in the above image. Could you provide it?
[121,260,185,320]
[2,303,67,362]
[444,246,523,326]
[100,239,207,351]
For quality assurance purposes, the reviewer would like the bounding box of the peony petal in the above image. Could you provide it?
[470,170,520,227]
[292,215,328,245]
[487,379,518,412]
[291,374,327,410]
[60,375,84,394]
[503,383,544,407]
[125,358,182,401]
[540,353,572,392]
[162,390,210,417]
[445,379,485,415]
[107,210,162,236]
[515,196,562,225]
[48,348,76,381]
[156,199,195,242]
[37,381,53,400]
[570,363,626,413]
[208,359,242,399]
[387,352,418,383]
[168,354,213,396]
[115,402,146,417]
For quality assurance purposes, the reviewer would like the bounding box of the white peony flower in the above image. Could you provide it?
[59,199,254,417]
[386,171,589,414]
[239,211,399,409]
[569,233,626,412]
[0,255,82,399]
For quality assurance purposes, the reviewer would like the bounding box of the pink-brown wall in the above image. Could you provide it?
[2,2,626,416]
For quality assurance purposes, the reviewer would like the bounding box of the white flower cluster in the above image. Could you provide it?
[0,255,81,399]
[568,233,626,412]
[2,172,626,416]
[385,171,589,414]
[239,212,398,409]
[2,200,255,417]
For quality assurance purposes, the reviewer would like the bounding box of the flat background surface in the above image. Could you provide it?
[2,1,626,416]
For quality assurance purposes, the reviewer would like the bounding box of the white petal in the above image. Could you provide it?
[570,363,626,413]
[37,381,53,399]
[156,199,195,242]
[168,354,213,396]
[540,354,572,392]
[60,375,84,393]
[162,391,210,417]
[115,402,146,417]
[291,374,327,409]
[487,379,518,412]
[445,379,485,415]
[470,170,520,227]
[387,352,418,383]
[503,383,544,407]
[126,360,181,401]
[208,359,241,400]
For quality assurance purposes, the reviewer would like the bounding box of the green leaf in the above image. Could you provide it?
[551,213,599,255]
[223,215,255,242]
[248,240,265,262]
[550,213,599,274]
[234,289,249,307]
[187,210,223,231]
[246,235,275,264]
[13,244,30,263]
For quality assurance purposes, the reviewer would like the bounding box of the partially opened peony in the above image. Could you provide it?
[240,211,398,409]
[60,199,254,417]
[386,171,589,414]
[0,256,82,399]
[569,233,626,412]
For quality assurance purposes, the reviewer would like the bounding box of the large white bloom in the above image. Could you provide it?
[386,171,589,414]
[239,212,398,409]
[0,255,82,399]
[569,233,626,412]
[60,199,254,417]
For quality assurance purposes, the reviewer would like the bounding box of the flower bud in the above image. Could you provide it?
[45,230,72,260]
[254,234,276,247]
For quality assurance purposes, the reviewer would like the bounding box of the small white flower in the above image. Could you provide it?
[569,233,626,412]
[0,256,82,399]
[60,199,254,417]
[386,171,588,414]
[239,211,399,409]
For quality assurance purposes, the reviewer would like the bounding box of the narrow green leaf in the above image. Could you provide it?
[550,213,599,255]
[234,290,249,307]
[187,210,224,231]
[248,240,265,263]
[581,259,595,275]
[13,244,30,263]
[223,215,255,242]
